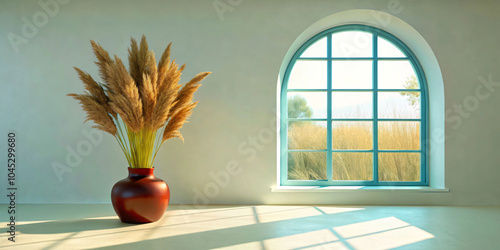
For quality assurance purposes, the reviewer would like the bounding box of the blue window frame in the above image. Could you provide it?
[281,24,428,186]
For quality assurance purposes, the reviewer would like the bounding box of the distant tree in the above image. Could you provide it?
[400,75,420,110]
[288,96,312,119]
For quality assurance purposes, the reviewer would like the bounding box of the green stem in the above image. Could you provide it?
[113,115,169,169]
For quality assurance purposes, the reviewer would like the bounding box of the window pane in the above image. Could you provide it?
[332,122,373,150]
[332,92,372,118]
[378,61,419,89]
[378,37,405,58]
[332,60,372,89]
[379,153,420,182]
[288,60,327,89]
[300,37,327,58]
[288,92,327,119]
[288,152,327,180]
[283,26,427,186]
[378,92,420,119]
[332,153,373,180]
[288,121,327,150]
[332,31,373,58]
[378,122,420,150]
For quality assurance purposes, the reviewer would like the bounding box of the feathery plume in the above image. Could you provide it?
[127,35,150,89]
[145,51,158,95]
[70,36,210,168]
[162,102,197,142]
[67,94,117,135]
[141,73,157,128]
[169,72,211,116]
[150,85,179,130]
[157,43,171,89]
[128,37,141,86]
[73,67,116,118]
[105,56,143,131]
[90,41,114,84]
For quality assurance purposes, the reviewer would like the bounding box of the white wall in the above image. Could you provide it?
[1,0,499,205]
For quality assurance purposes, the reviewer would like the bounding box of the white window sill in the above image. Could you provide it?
[271,186,450,193]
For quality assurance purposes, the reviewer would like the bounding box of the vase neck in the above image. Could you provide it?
[128,167,154,177]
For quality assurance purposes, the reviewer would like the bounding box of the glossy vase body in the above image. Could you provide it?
[111,168,170,223]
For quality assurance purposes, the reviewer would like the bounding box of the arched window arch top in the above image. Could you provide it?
[281,24,428,186]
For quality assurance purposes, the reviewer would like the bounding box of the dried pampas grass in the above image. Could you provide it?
[68,35,210,168]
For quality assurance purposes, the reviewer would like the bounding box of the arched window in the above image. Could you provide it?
[281,24,428,186]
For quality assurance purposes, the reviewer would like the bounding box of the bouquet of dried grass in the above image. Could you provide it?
[68,36,210,168]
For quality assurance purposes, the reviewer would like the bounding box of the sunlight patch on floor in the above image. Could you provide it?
[333,216,409,238]
[215,216,434,250]
[263,229,340,249]
[0,206,436,250]
[346,225,434,250]
[314,206,365,214]
[255,206,324,223]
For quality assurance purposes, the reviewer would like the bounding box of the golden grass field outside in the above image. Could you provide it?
[287,121,420,182]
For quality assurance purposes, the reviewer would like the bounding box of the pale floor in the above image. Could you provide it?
[0,205,499,250]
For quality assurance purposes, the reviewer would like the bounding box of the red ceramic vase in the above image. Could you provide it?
[111,167,170,223]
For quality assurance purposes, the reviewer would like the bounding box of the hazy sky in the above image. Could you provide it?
[287,31,420,120]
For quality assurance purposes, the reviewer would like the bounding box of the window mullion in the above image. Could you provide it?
[373,33,379,185]
[282,25,428,187]
[327,34,333,183]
